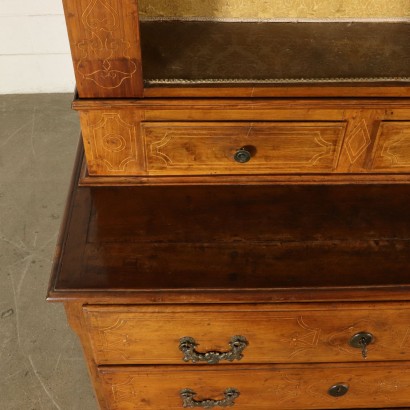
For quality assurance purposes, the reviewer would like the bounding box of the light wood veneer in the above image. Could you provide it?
[75,99,410,182]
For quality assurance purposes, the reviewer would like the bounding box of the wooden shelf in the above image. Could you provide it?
[48,146,410,303]
[141,21,410,86]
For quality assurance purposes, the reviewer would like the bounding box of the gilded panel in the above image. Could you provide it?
[138,0,410,19]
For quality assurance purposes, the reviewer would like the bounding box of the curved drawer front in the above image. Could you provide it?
[83,305,410,365]
[142,122,345,175]
[99,363,410,409]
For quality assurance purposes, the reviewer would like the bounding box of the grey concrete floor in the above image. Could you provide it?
[0,94,97,409]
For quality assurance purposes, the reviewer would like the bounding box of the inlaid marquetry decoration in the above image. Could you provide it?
[62,0,143,97]
[99,366,410,409]
[84,306,410,366]
[336,109,385,172]
[78,0,137,88]
[372,122,410,171]
[283,317,321,358]
[345,119,372,164]
[401,328,410,349]
[94,317,135,361]
[111,377,138,403]
[138,0,410,19]
[270,374,303,404]
[80,111,142,174]
[142,122,345,175]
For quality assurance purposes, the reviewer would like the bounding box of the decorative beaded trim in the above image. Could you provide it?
[145,77,410,86]
[140,17,410,23]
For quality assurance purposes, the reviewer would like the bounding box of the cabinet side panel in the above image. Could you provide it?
[80,109,145,175]
[64,303,109,410]
[62,0,143,98]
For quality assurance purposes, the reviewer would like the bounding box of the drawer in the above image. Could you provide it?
[83,305,410,365]
[372,122,410,171]
[76,100,410,181]
[98,363,410,409]
[142,122,345,175]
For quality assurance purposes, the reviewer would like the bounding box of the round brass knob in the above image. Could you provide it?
[328,383,349,397]
[234,148,251,163]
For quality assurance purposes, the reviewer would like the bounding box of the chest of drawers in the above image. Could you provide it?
[48,145,410,409]
[50,1,410,408]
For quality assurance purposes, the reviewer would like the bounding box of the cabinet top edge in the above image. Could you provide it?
[72,94,410,110]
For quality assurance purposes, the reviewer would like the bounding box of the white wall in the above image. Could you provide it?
[0,0,75,94]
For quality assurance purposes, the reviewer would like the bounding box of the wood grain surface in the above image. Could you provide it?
[83,304,410,365]
[47,144,410,303]
[75,98,410,181]
[142,122,345,175]
[62,0,143,97]
[98,363,410,409]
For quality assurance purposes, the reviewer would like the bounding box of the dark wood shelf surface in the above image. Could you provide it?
[48,146,410,303]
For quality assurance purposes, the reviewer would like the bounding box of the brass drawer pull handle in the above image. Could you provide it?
[349,332,374,359]
[328,383,349,397]
[180,388,240,408]
[179,336,248,364]
[234,147,251,163]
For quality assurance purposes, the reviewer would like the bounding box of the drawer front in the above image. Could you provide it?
[99,363,410,409]
[142,122,345,175]
[83,305,410,365]
[372,122,410,171]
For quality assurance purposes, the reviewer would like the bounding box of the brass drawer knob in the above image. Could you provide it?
[328,383,349,397]
[181,388,240,408]
[349,332,374,359]
[234,147,251,163]
[179,335,248,364]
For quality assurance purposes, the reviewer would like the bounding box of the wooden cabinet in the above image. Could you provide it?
[48,148,410,409]
[50,1,410,409]
[62,1,410,99]
[61,0,410,183]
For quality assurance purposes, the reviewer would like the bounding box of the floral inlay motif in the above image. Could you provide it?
[77,0,137,89]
